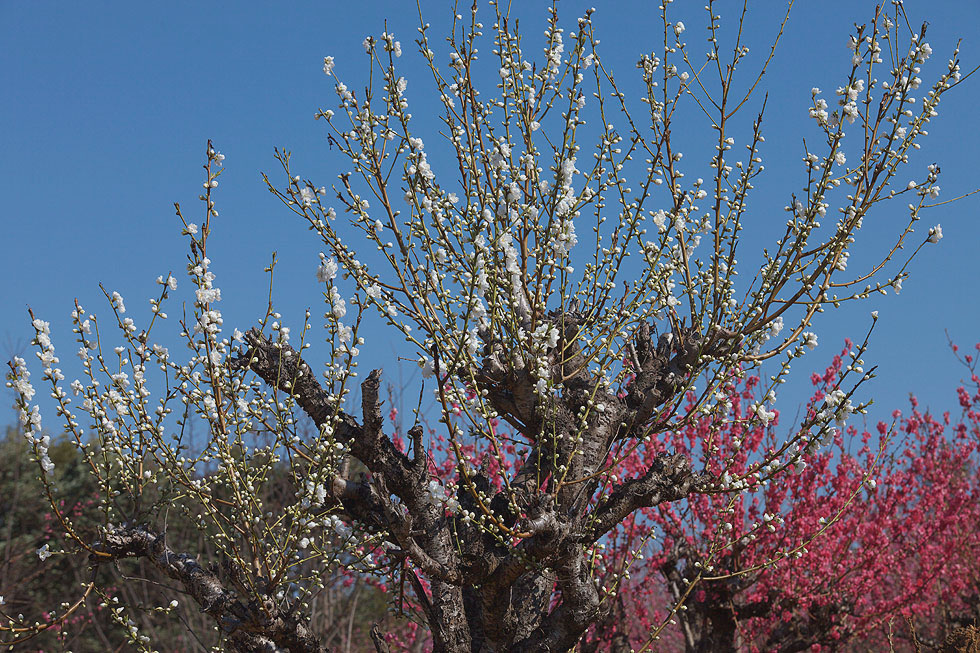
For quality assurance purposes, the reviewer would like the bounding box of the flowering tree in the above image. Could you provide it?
[3,2,973,651]
[583,341,980,652]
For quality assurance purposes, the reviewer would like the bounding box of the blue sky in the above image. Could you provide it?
[3,1,979,430]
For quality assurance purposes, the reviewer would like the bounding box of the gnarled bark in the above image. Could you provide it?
[221,319,709,652]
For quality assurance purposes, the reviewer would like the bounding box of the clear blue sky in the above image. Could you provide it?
[2,1,979,429]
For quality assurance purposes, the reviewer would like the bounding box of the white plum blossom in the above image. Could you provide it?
[8,357,35,401]
[754,404,777,424]
[802,332,819,350]
[426,479,460,513]
[927,224,943,243]
[553,217,578,256]
[317,254,339,282]
[381,31,402,57]
[299,186,316,206]
[822,388,856,425]
[166,274,178,290]
[809,97,829,124]
[196,286,221,304]
[301,480,328,508]
[770,316,784,337]
[111,291,126,314]
[322,56,335,76]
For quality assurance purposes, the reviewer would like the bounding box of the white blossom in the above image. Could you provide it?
[36,543,52,561]
[111,291,126,314]
[802,332,818,350]
[317,255,339,282]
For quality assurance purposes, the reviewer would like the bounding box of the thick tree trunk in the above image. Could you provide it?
[223,317,716,652]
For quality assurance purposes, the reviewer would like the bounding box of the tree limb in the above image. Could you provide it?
[92,524,324,653]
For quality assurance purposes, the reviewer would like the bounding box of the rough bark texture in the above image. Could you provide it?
[91,524,325,653]
[179,314,718,652]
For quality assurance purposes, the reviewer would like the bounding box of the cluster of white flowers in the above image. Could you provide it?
[845,34,862,66]
[752,403,777,425]
[317,255,348,323]
[489,139,510,170]
[335,80,355,107]
[300,479,328,508]
[802,332,819,350]
[809,96,829,125]
[111,291,126,314]
[327,514,353,540]
[762,511,785,532]
[9,356,35,402]
[543,23,564,75]
[380,31,402,58]
[425,479,460,513]
[26,321,62,474]
[188,257,223,338]
[820,388,856,425]
[155,274,178,290]
[406,136,435,182]
[530,323,561,397]
[496,231,520,284]
[316,253,338,283]
[553,155,579,217]
[195,282,221,305]
[34,437,54,474]
[751,316,784,354]
[838,79,865,124]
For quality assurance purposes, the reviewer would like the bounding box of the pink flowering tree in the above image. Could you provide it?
[3,2,974,651]
[583,341,980,651]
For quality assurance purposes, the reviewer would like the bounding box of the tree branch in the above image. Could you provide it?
[230,328,472,650]
[581,452,705,544]
[92,524,324,653]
